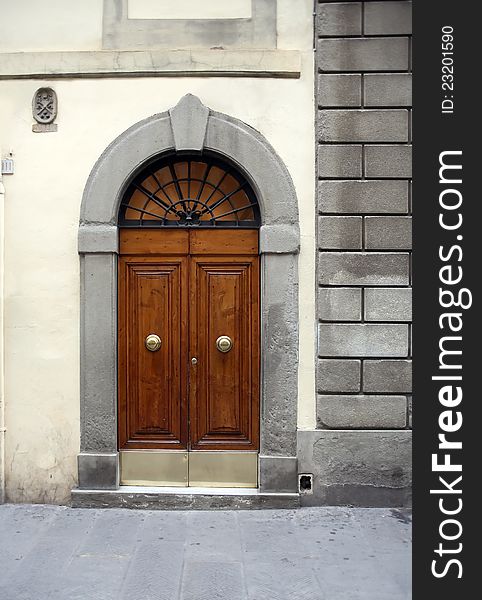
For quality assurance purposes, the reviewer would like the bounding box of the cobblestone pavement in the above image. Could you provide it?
[0,504,411,600]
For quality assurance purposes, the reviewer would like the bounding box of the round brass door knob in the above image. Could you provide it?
[216,335,233,353]
[145,334,162,352]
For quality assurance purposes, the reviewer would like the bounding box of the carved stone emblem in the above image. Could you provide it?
[32,88,57,124]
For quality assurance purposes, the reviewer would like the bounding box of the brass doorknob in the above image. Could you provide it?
[216,335,233,353]
[145,334,162,352]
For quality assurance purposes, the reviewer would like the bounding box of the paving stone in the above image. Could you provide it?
[119,516,185,600]
[185,511,242,561]
[54,510,144,600]
[245,561,323,600]
[238,511,303,561]
[182,561,246,600]
[0,508,96,599]
[0,505,411,600]
[0,504,59,578]
[313,558,406,599]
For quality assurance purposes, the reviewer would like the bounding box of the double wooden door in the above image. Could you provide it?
[118,229,259,484]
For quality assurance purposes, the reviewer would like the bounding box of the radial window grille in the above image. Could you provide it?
[119,154,261,228]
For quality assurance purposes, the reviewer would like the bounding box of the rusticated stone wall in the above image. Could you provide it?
[298,1,412,507]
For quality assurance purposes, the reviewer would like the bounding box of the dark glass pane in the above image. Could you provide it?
[119,154,260,228]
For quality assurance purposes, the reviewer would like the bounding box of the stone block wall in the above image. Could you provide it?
[299,1,412,506]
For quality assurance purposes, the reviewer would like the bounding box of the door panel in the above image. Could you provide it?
[118,256,188,449]
[189,229,258,255]
[189,256,259,450]
[118,229,260,485]
[120,229,189,255]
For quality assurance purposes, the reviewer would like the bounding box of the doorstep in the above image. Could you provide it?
[71,486,300,510]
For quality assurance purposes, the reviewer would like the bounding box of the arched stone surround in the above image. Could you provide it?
[77,94,300,494]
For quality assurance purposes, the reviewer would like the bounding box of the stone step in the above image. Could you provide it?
[71,486,300,510]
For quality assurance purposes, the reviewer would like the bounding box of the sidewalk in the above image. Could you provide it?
[0,504,411,600]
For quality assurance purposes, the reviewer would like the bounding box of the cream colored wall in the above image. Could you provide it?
[0,0,312,53]
[0,0,315,503]
[128,0,252,20]
[0,0,103,53]
[0,170,5,503]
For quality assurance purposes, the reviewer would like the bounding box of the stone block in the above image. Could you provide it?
[169,94,209,151]
[259,224,300,254]
[363,360,412,393]
[364,2,412,35]
[318,287,362,321]
[71,489,300,509]
[297,430,412,506]
[318,110,409,143]
[77,453,118,490]
[259,456,298,493]
[364,216,412,249]
[317,74,361,107]
[78,224,118,253]
[318,216,362,249]
[318,323,409,357]
[364,74,412,107]
[316,395,407,428]
[318,252,410,285]
[318,180,409,214]
[317,38,409,72]
[317,2,362,36]
[80,253,118,453]
[318,145,362,178]
[260,253,298,457]
[364,288,412,321]
[365,145,412,178]
[317,359,361,393]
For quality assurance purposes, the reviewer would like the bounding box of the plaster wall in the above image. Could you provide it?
[127,0,252,20]
[0,0,311,53]
[0,61,315,503]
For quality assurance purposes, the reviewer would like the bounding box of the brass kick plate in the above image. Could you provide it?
[119,451,258,488]
[120,451,188,486]
[189,452,258,488]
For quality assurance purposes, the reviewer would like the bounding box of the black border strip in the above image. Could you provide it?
[413,1,476,595]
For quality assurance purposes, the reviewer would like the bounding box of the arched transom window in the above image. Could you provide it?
[119,154,261,228]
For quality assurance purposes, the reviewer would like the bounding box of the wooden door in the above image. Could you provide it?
[118,229,259,452]
[118,254,189,449]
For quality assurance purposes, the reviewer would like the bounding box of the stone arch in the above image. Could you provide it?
[77,95,300,494]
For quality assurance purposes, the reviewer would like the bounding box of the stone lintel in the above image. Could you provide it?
[0,50,301,80]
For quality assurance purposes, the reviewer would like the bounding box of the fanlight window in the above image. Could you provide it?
[119,154,260,227]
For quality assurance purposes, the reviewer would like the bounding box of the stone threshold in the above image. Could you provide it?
[71,486,300,510]
[0,49,301,80]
